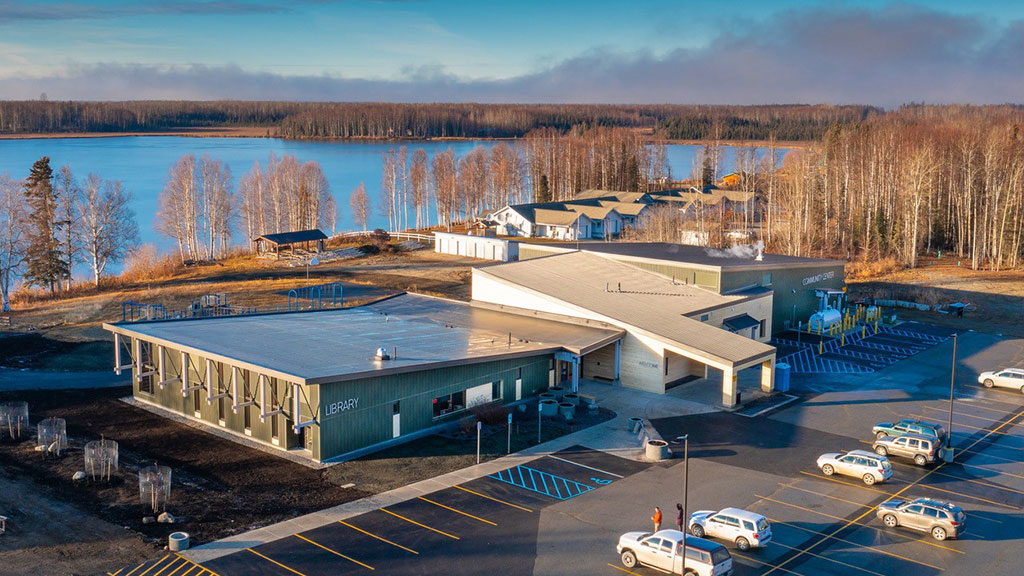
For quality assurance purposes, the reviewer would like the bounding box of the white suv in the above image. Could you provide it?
[817,449,893,485]
[687,508,772,551]
[978,368,1024,393]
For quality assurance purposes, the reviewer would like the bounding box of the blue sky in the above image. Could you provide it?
[1,0,1023,104]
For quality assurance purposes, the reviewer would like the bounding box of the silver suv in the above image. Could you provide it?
[872,433,937,466]
[876,498,965,540]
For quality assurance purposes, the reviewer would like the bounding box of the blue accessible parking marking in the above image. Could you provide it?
[488,465,595,500]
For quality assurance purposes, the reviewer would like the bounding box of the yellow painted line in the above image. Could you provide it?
[888,460,1024,498]
[380,508,459,539]
[956,400,1021,415]
[755,494,846,522]
[915,482,1021,509]
[606,562,649,576]
[163,558,193,576]
[780,482,875,508]
[110,570,124,576]
[293,533,374,570]
[135,556,170,576]
[764,407,1024,576]
[123,562,148,576]
[152,558,183,576]
[798,470,895,496]
[922,405,1015,425]
[418,496,497,525]
[338,520,419,554]
[765,517,950,567]
[786,480,970,549]
[247,549,308,576]
[731,551,809,576]
[177,567,198,576]
[453,484,533,512]
[767,540,887,576]
[910,413,1017,437]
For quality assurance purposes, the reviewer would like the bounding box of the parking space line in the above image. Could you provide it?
[337,520,419,554]
[914,482,1021,509]
[293,533,375,570]
[135,556,170,576]
[417,496,497,525]
[798,471,893,496]
[109,570,124,576]
[764,407,1024,576]
[548,455,624,478]
[765,517,949,568]
[379,508,460,539]
[888,460,1024,497]
[606,562,654,575]
[788,479,977,545]
[767,540,887,576]
[922,405,1009,425]
[732,551,809,576]
[453,485,533,512]
[246,549,307,576]
[955,434,1024,454]
[162,558,190,576]
[955,400,1022,416]
[757,495,965,557]
[910,413,1021,437]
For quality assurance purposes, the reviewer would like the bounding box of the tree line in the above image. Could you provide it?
[361,126,667,232]
[158,153,336,263]
[0,157,138,309]
[1,100,881,141]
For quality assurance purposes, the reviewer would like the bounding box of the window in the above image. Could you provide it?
[393,401,401,415]
[758,319,766,338]
[492,381,502,401]
[664,357,669,376]
[517,367,523,379]
[908,439,920,449]
[271,414,280,439]
[243,404,252,431]
[138,341,154,394]
[700,314,709,322]
[895,437,907,446]
[762,273,772,286]
[743,520,755,531]
[217,396,226,423]
[192,389,201,415]
[659,540,674,553]
[641,538,660,550]
[924,507,941,518]
[906,505,923,514]
[433,390,466,418]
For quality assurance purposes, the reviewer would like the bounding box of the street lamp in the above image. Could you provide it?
[942,333,958,462]
[677,434,689,571]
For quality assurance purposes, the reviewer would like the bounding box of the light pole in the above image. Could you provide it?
[538,402,543,444]
[677,434,689,572]
[942,333,958,462]
[507,412,513,454]
[476,420,482,464]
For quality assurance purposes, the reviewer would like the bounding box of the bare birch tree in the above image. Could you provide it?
[77,175,139,286]
[0,173,27,311]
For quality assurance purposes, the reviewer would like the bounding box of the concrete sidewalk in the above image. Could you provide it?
[184,380,713,563]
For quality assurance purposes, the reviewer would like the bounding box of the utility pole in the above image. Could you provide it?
[476,420,482,464]
[943,333,957,462]
[679,434,689,572]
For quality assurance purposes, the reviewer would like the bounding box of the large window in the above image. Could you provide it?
[433,391,466,418]
[138,341,154,394]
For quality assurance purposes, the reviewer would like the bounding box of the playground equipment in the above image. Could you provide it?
[287,282,343,311]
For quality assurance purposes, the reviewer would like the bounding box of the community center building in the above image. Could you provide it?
[105,240,843,463]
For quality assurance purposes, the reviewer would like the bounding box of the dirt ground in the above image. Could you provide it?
[0,387,613,576]
[848,256,1024,337]
[0,387,367,575]
[2,247,474,344]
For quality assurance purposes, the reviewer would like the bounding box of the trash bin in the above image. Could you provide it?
[629,417,643,433]
[539,399,559,417]
[168,532,190,552]
[776,362,791,393]
[645,439,670,461]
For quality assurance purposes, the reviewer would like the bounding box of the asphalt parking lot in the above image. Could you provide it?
[121,327,1023,576]
[195,446,650,576]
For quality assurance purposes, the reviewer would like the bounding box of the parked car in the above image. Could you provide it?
[872,433,938,466]
[872,418,946,442]
[817,449,893,485]
[978,368,1024,393]
[687,508,772,551]
[876,498,966,540]
[617,529,734,575]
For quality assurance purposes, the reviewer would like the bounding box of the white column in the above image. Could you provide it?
[571,356,580,393]
[761,359,775,393]
[613,340,622,384]
[722,366,737,407]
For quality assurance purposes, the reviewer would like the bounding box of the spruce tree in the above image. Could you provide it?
[535,174,551,203]
[22,156,67,290]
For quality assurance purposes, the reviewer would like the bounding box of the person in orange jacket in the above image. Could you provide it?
[652,506,663,532]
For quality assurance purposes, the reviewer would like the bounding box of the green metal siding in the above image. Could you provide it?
[131,340,302,450]
[720,264,846,333]
[315,354,552,460]
[614,260,720,291]
[518,245,567,261]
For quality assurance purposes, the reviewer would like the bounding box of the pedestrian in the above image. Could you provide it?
[652,506,662,532]
[676,502,684,531]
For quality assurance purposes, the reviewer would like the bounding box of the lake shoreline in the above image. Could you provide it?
[1,130,809,149]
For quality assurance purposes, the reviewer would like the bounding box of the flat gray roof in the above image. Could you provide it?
[104,294,621,385]
[534,242,844,270]
[475,251,776,367]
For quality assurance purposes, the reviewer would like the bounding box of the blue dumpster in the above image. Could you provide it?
[776,362,791,393]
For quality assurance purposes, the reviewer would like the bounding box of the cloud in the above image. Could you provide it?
[2,4,1024,105]
[0,1,289,22]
